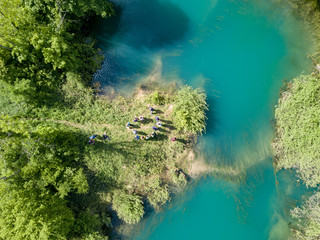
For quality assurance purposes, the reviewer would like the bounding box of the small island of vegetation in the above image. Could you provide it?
[0,0,208,239]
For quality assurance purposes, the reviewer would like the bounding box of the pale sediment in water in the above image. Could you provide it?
[185,150,212,177]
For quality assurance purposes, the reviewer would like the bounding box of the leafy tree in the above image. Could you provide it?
[112,190,144,224]
[0,185,74,240]
[23,0,114,28]
[173,86,208,134]
[0,0,113,105]
[0,117,88,196]
[273,74,320,187]
[0,117,88,238]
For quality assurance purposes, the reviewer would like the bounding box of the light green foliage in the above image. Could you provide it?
[0,185,74,240]
[83,232,109,240]
[173,86,208,134]
[0,117,89,197]
[0,117,89,238]
[290,192,320,239]
[0,84,197,237]
[148,91,166,105]
[273,74,320,187]
[112,190,144,224]
[145,177,170,209]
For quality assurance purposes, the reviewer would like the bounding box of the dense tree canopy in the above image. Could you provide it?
[0,0,113,105]
[0,0,114,238]
[0,186,74,240]
[0,118,88,239]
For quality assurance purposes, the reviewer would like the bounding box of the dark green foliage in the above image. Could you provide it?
[23,0,114,25]
[148,90,166,105]
[173,86,208,134]
[0,0,111,105]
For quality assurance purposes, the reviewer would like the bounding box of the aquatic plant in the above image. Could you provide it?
[173,86,208,134]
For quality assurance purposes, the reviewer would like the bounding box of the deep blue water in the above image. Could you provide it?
[94,0,314,239]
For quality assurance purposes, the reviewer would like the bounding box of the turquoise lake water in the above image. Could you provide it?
[94,0,314,239]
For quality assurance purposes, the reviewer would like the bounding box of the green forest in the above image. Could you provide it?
[0,1,208,239]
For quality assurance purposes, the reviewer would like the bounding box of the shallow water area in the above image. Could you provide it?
[94,0,314,239]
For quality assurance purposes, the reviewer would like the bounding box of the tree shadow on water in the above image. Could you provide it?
[119,0,190,49]
[91,5,123,50]
[93,0,189,88]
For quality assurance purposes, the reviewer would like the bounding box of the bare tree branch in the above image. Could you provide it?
[0,169,21,180]
[0,44,11,51]
[30,137,55,149]
[56,0,67,31]
[0,34,15,46]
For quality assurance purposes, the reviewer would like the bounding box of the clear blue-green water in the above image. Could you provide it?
[94,0,314,239]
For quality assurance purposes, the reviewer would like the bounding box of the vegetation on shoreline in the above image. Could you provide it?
[278,0,320,52]
[272,1,320,239]
[0,1,208,239]
[273,74,320,188]
[273,73,320,239]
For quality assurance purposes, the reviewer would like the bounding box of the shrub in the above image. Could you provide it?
[148,91,166,105]
[173,86,208,134]
[273,74,320,187]
[112,190,144,224]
